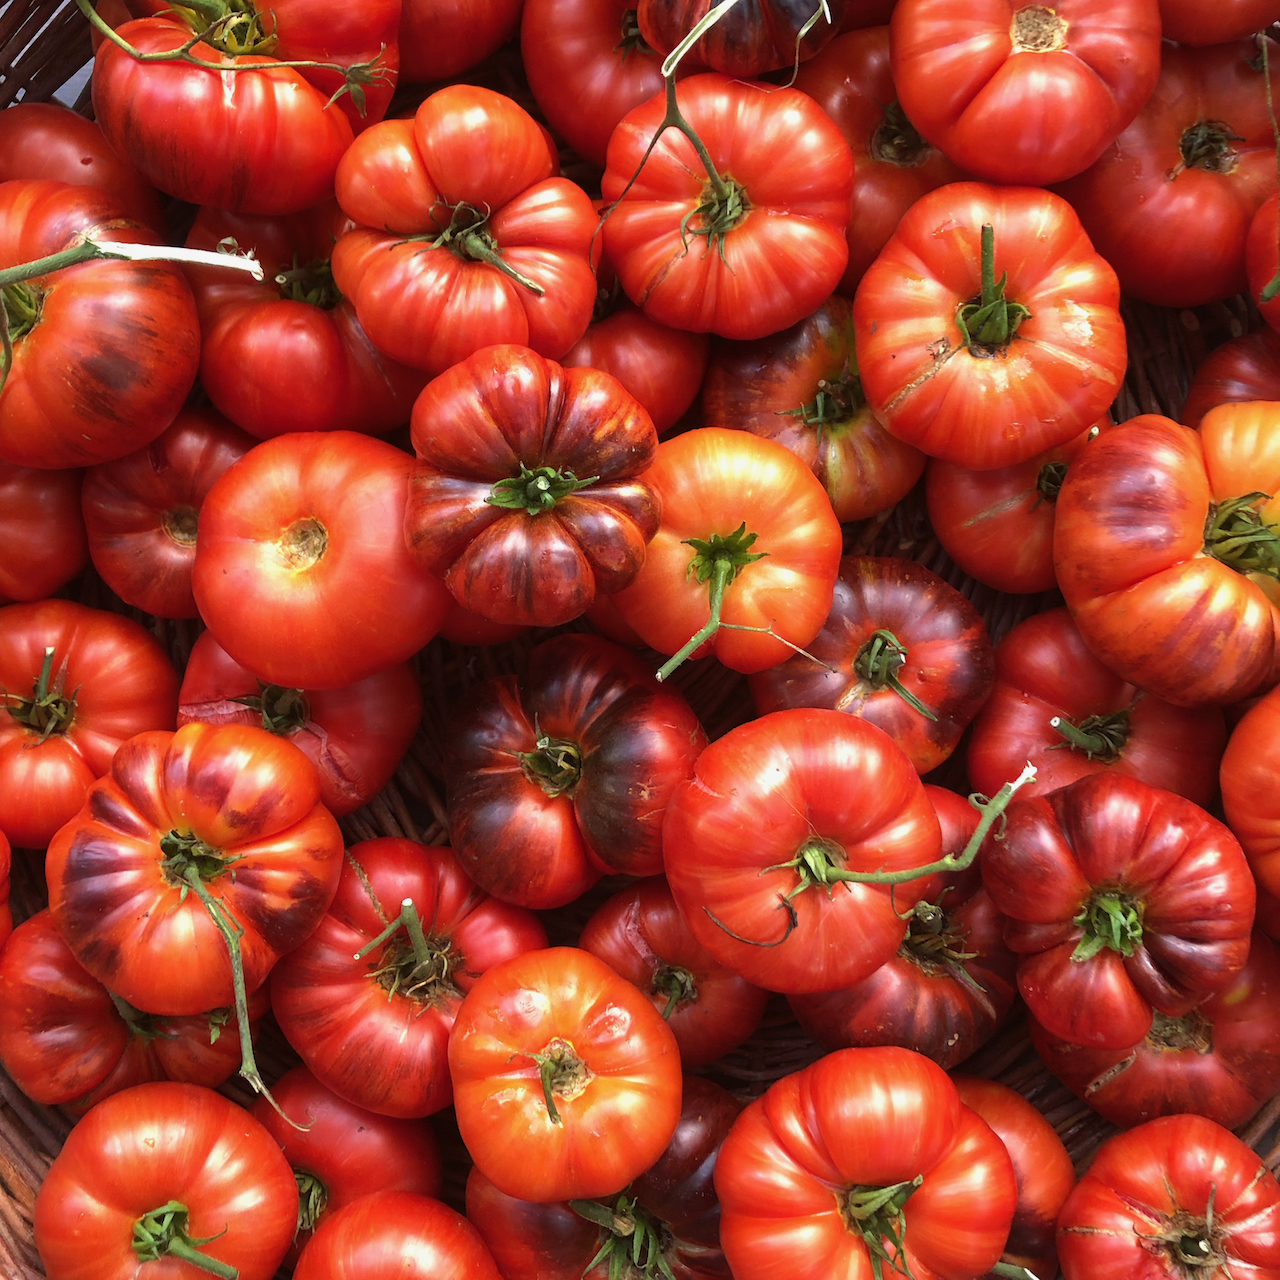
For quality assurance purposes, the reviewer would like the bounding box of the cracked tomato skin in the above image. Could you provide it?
[1056,1114,1280,1279]
[853,181,1126,470]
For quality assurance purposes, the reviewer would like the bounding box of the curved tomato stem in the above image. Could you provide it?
[990,1267,1039,1280]
[133,1199,238,1278]
[853,629,938,722]
[1048,704,1134,761]
[652,963,697,1019]
[571,1195,677,1280]
[353,897,461,1002]
[0,237,263,293]
[527,1037,595,1126]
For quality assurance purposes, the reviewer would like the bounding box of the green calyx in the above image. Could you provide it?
[1048,705,1132,762]
[780,371,865,447]
[353,897,463,1006]
[837,1177,924,1280]
[1180,120,1243,175]
[171,0,279,55]
[528,1037,594,1126]
[3,645,76,742]
[1203,491,1280,577]
[651,963,697,1019]
[133,1200,237,1278]
[2,282,40,341]
[231,682,310,735]
[616,8,655,59]
[681,174,750,262]
[1072,889,1143,963]
[274,255,342,309]
[425,201,545,295]
[570,1194,676,1280]
[487,463,599,515]
[160,830,237,888]
[853,629,938,723]
[517,733,583,797]
[956,224,1031,352]
[295,1170,329,1238]
[872,100,932,167]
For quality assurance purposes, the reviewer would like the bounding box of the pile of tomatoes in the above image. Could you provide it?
[8,0,1280,1277]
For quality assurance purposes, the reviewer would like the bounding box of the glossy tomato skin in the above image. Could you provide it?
[788,787,1016,1069]
[663,708,942,994]
[611,429,843,674]
[715,1047,1017,1280]
[952,1076,1076,1280]
[446,634,707,908]
[46,722,344,1015]
[0,600,179,850]
[448,947,684,1204]
[854,181,1126,469]
[333,88,596,375]
[891,0,1161,186]
[1182,326,1280,427]
[1057,39,1279,308]
[1054,409,1280,707]
[1221,682,1280,898]
[81,407,254,619]
[0,180,199,469]
[466,1075,740,1280]
[966,607,1228,809]
[401,0,522,80]
[749,557,994,774]
[250,1065,443,1264]
[184,202,426,439]
[981,772,1256,1051]
[193,430,452,690]
[795,27,969,294]
[271,838,547,1117]
[601,74,854,340]
[34,1081,299,1280]
[405,345,660,627]
[1032,929,1280,1130]
[1056,1114,1280,1279]
[925,420,1105,595]
[177,631,422,818]
[0,909,269,1113]
[700,297,925,520]
[91,14,360,214]
[1161,0,1280,43]
[294,1191,502,1280]
[578,877,768,1068]
[0,464,87,603]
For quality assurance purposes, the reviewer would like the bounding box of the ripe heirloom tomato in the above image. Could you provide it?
[193,431,453,691]
[1161,0,1280,43]
[46,722,344,1016]
[183,202,426,439]
[854,181,1126,470]
[449,947,684,1204]
[0,464,88,603]
[1221,681,1280,898]
[578,877,769,1069]
[404,345,661,628]
[1057,1115,1280,1279]
[401,0,522,81]
[333,86,597,375]
[891,0,1162,186]
[81,408,254,619]
[700,297,925,521]
[663,708,943,994]
[715,1047,1017,1280]
[0,910,269,1113]
[966,607,1228,810]
[748,557,994,775]
[34,1081,299,1280]
[610,429,843,676]
[0,600,179,850]
[981,772,1256,1051]
[601,74,854,340]
[1054,408,1280,707]
[271,837,547,1118]
[446,634,707,908]
[177,631,422,819]
[1181,326,1280,427]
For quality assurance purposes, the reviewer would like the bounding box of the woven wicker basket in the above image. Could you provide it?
[1,9,1278,1279]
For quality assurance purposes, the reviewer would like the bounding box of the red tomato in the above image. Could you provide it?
[1221,681,1280,898]
[663,708,943,994]
[966,607,1228,809]
[0,464,87,604]
[601,74,854,340]
[578,877,768,1069]
[1160,0,1280,44]
[1057,1115,1280,1278]
[400,0,523,80]
[81,407,254,620]
[45,722,344,1016]
[981,772,1256,1051]
[271,837,547,1117]
[448,947,683,1204]
[34,1081,298,1280]
[952,1076,1076,1280]
[192,431,452,690]
[853,181,1126,469]
[0,909,269,1113]
[891,0,1161,186]
[332,87,597,375]
[1182,326,1280,427]
[250,1065,443,1265]
[714,1047,1017,1280]
[294,1191,502,1280]
[0,600,179,850]
[610,429,843,676]
[1057,38,1280,308]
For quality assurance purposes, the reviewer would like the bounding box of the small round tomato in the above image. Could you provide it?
[0,463,87,604]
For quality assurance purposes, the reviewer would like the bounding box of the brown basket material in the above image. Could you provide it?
[2,12,1279,1280]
